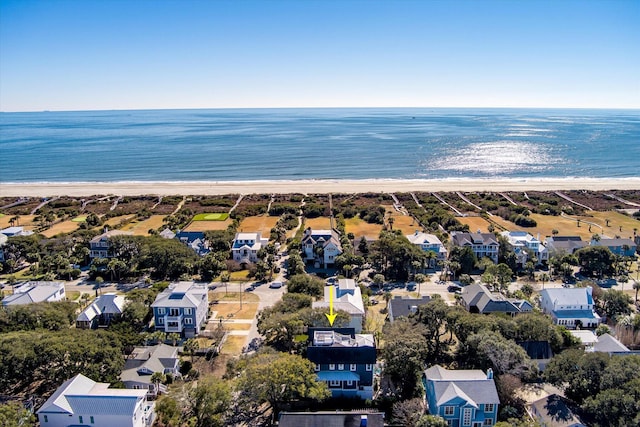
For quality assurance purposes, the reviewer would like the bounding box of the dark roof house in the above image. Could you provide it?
[388,295,431,322]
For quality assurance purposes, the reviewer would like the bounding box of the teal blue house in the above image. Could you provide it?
[423,365,500,427]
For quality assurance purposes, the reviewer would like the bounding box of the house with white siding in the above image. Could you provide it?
[540,287,601,329]
[2,281,66,306]
[406,231,447,267]
[232,232,269,264]
[312,279,364,332]
[76,293,126,329]
[450,232,499,264]
[301,228,342,268]
[37,374,155,427]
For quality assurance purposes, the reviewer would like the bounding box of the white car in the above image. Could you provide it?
[269,281,283,289]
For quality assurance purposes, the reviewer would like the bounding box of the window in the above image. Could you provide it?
[169,308,179,316]
[329,380,341,387]
[462,408,472,426]
[184,308,192,315]
[329,364,335,370]
[447,421,453,427]
[184,318,193,325]
[157,317,164,325]
[79,416,83,423]
[43,415,48,423]
[483,419,493,426]
[314,364,320,372]
[484,403,494,412]
[365,364,373,371]
[158,308,165,315]
[91,416,95,423]
[338,364,344,370]
[350,364,356,371]
[444,406,455,416]
[346,380,354,386]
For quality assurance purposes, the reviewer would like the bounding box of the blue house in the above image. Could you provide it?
[423,365,500,427]
[175,231,209,256]
[590,238,637,257]
[306,328,376,400]
[151,282,208,338]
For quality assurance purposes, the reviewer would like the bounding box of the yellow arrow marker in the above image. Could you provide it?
[325,286,337,326]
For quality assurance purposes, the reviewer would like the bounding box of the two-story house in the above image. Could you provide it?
[544,236,587,256]
[312,279,365,332]
[388,295,431,322]
[151,282,208,338]
[76,293,126,329]
[540,287,601,329]
[37,374,155,427]
[450,232,499,264]
[590,237,637,257]
[500,231,548,267]
[89,229,133,260]
[406,231,447,268]
[121,344,180,398]
[301,228,342,268]
[231,232,269,264]
[175,231,209,256]
[461,283,532,315]
[2,281,66,306]
[423,365,500,427]
[306,328,376,400]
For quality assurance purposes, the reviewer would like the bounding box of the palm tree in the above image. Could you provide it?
[183,338,199,363]
[539,273,550,290]
[150,372,165,394]
[415,273,428,295]
[633,281,640,303]
[168,332,181,346]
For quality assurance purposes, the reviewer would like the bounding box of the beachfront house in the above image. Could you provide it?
[121,344,180,398]
[540,287,601,329]
[231,232,269,265]
[175,231,209,256]
[544,236,587,256]
[450,232,499,264]
[590,237,637,256]
[89,229,133,259]
[500,231,548,267]
[306,328,376,400]
[301,227,342,268]
[406,231,447,268]
[2,281,66,306]
[461,283,532,315]
[76,293,126,329]
[37,374,155,427]
[423,365,500,427]
[0,226,34,237]
[151,282,208,338]
[312,279,365,332]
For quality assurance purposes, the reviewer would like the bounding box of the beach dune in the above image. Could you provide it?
[1,178,639,197]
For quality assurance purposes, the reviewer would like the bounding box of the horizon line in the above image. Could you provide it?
[2,105,640,114]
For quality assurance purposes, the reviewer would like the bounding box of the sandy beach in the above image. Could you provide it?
[1,178,639,197]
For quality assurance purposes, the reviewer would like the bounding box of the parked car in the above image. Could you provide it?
[447,284,463,293]
[269,281,283,289]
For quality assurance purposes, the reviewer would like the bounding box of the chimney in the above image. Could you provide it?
[487,368,493,379]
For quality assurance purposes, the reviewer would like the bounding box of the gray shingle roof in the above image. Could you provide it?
[424,365,500,407]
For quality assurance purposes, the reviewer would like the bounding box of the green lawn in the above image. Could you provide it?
[72,216,87,222]
[192,213,229,221]
[0,214,5,218]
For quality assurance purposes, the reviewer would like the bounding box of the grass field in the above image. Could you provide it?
[193,213,229,221]
[0,214,37,228]
[121,215,167,235]
[238,215,280,236]
[103,215,135,228]
[184,219,232,232]
[220,335,246,355]
[71,216,86,222]
[219,322,252,331]
[210,291,260,303]
[384,206,421,235]
[213,302,259,319]
[40,220,80,237]
[458,216,492,233]
[344,217,383,238]
[582,211,640,239]
[305,217,332,229]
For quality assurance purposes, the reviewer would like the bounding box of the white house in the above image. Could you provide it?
[89,229,133,259]
[76,293,126,329]
[312,279,364,332]
[540,287,601,329]
[0,226,34,237]
[500,231,548,266]
[121,344,180,398]
[151,282,208,338]
[232,232,269,264]
[301,228,343,267]
[450,232,499,263]
[37,374,155,427]
[405,231,447,267]
[2,281,66,306]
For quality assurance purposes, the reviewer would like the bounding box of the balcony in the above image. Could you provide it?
[163,315,183,333]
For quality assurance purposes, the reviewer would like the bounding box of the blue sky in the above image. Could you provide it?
[1,0,638,111]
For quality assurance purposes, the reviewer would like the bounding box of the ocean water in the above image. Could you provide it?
[0,108,638,183]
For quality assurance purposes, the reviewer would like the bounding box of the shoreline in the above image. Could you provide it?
[1,178,639,197]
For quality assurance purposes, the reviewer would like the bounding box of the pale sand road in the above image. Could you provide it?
[1,178,640,197]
